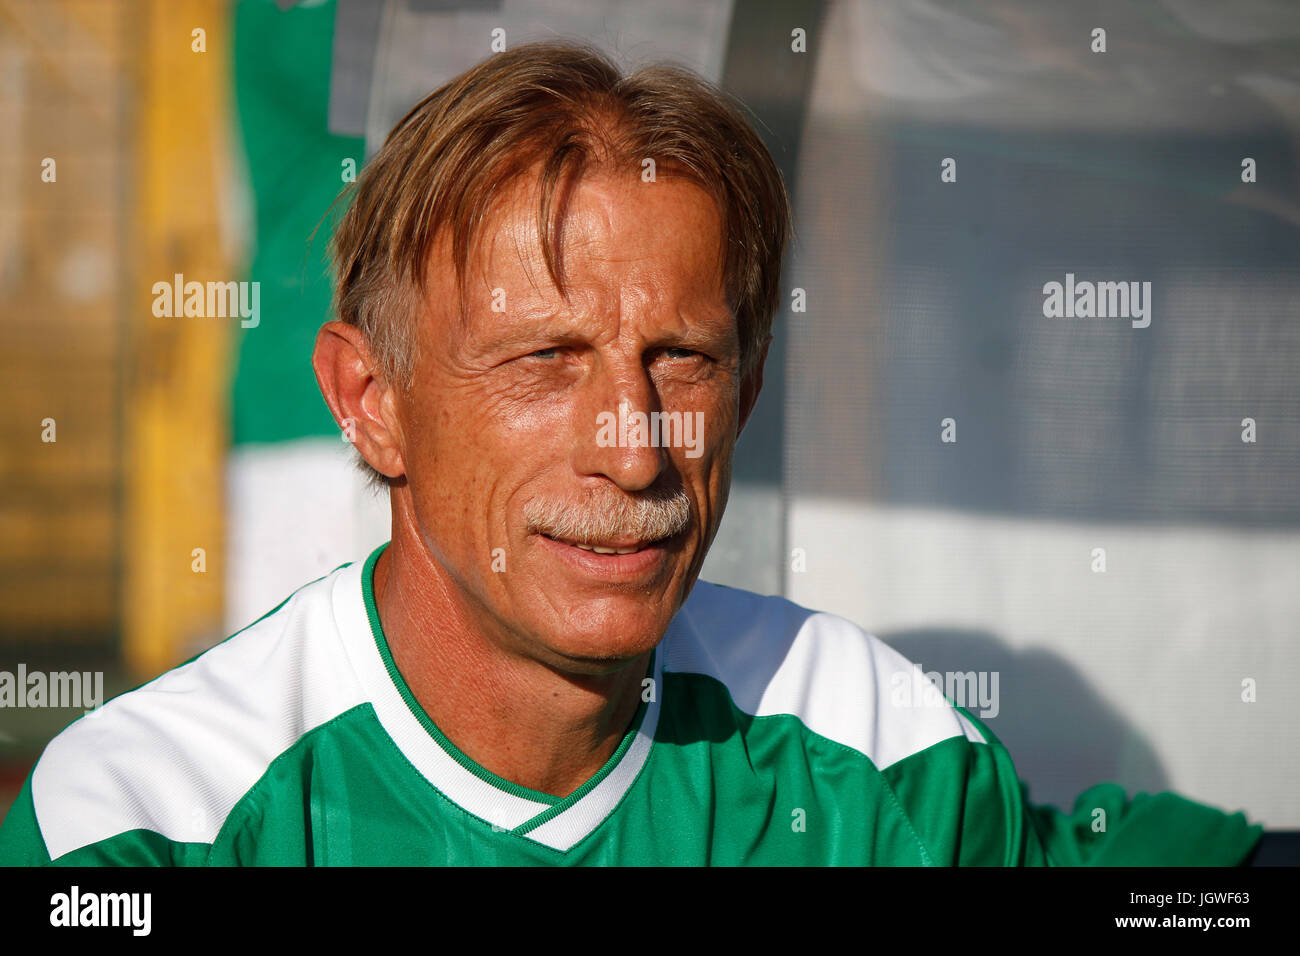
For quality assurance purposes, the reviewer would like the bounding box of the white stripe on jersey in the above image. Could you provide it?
[33,566,370,859]
[663,581,988,771]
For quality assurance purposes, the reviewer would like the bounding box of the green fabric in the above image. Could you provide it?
[0,774,47,865]
[1024,784,1262,867]
[882,708,1260,866]
[49,831,211,867]
[230,0,362,445]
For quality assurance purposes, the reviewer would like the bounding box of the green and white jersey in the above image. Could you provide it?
[0,543,1260,866]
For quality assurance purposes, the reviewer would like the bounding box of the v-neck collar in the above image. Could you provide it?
[333,542,662,852]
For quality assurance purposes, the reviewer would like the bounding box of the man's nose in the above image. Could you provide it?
[573,368,670,492]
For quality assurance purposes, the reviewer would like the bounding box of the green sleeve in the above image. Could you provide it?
[46,831,212,867]
[0,773,52,866]
[0,768,210,867]
[881,722,1050,865]
[882,708,1263,866]
[969,709,1263,866]
[1023,782,1262,866]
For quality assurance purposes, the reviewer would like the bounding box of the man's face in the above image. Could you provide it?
[393,169,754,673]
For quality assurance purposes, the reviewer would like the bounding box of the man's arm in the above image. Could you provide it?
[0,764,213,867]
[0,774,52,866]
[1021,781,1262,867]
[879,705,1262,866]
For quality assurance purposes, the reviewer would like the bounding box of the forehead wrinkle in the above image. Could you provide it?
[477,193,588,318]
[464,172,729,353]
[507,217,555,302]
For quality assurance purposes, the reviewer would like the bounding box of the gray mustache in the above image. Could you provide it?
[525,487,691,545]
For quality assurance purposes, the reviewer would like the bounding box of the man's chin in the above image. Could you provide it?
[508,545,694,671]
[525,609,672,675]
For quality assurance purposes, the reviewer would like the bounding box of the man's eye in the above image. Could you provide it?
[528,347,561,359]
[663,348,699,359]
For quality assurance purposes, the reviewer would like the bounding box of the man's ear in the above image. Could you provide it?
[737,335,771,437]
[311,321,406,478]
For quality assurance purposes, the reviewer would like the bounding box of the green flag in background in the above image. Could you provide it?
[232,0,359,445]
[226,0,387,634]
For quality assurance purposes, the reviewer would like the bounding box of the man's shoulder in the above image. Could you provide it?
[28,559,370,861]
[665,581,988,771]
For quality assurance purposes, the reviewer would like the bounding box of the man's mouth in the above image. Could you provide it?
[540,534,655,555]
[534,531,682,579]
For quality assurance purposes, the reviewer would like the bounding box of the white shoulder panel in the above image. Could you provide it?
[663,581,987,770]
[31,562,370,860]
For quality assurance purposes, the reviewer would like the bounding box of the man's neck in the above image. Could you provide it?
[371,528,650,799]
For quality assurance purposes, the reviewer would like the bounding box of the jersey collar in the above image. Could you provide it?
[332,542,662,852]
